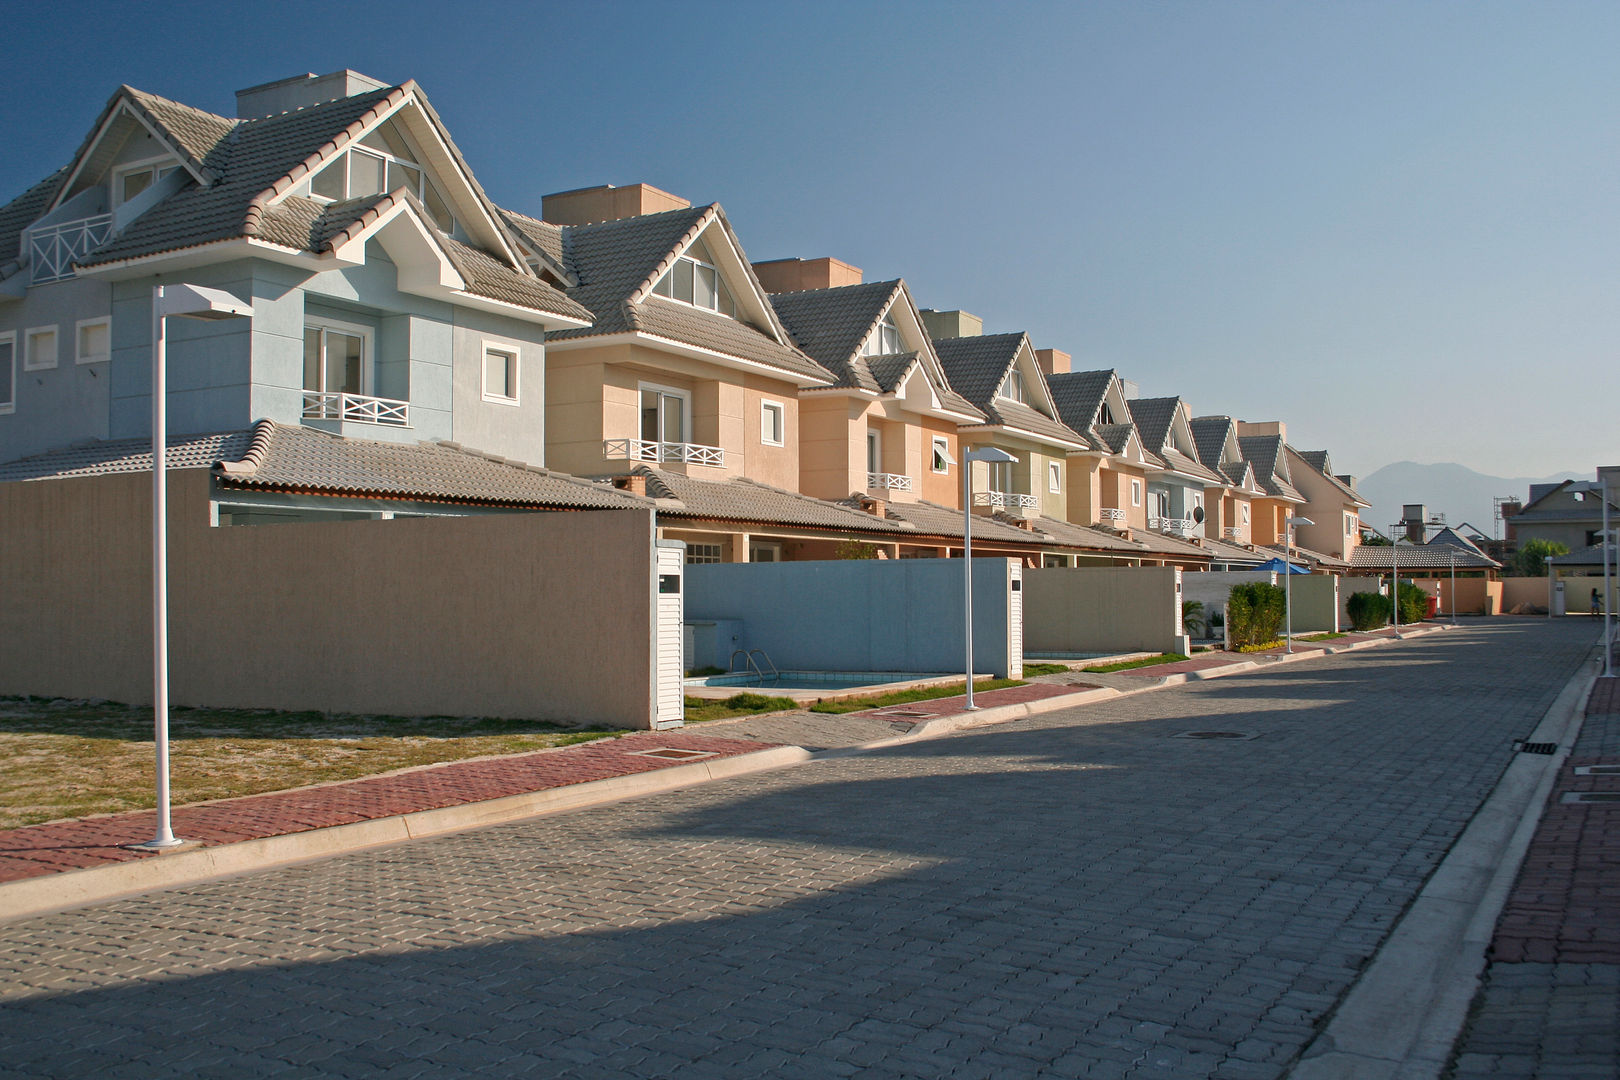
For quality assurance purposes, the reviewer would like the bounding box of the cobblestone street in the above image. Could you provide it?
[0,620,1595,1079]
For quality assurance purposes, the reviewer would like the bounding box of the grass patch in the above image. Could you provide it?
[1081,653,1189,673]
[0,697,622,830]
[1301,632,1347,642]
[809,678,1026,715]
[1020,663,1070,677]
[682,693,799,723]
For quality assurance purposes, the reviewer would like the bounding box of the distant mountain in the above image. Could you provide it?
[1355,462,1585,540]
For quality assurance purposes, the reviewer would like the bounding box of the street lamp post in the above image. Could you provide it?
[1391,522,1402,634]
[1449,548,1457,627]
[1571,478,1613,679]
[962,446,1017,710]
[1283,515,1313,653]
[132,284,254,851]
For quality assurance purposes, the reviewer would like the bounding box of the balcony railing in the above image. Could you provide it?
[1223,526,1245,541]
[302,391,410,427]
[1164,518,1198,537]
[974,490,1039,510]
[867,472,914,492]
[1099,507,1126,522]
[603,438,725,468]
[30,214,114,284]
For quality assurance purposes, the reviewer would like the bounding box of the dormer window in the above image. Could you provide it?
[306,125,455,232]
[863,314,902,357]
[999,366,1028,404]
[1099,403,1115,425]
[651,235,737,317]
[114,159,179,206]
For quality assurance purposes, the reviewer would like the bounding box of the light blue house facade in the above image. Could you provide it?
[0,70,592,468]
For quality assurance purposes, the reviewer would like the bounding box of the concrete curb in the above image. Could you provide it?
[0,745,811,925]
[1286,648,1596,1080]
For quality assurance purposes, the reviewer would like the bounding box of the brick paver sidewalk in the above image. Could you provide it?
[0,730,770,888]
[854,681,1087,720]
[1449,675,1620,1078]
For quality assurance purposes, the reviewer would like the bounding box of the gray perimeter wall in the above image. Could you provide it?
[1288,574,1341,633]
[685,558,1019,678]
[1183,571,1277,618]
[1023,566,1184,655]
[0,470,661,728]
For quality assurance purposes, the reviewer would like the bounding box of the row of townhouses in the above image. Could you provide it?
[0,70,1376,575]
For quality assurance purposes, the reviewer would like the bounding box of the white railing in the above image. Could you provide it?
[603,438,725,468]
[302,391,410,427]
[30,214,114,284]
[1164,518,1198,537]
[975,490,1039,510]
[1147,515,1163,530]
[1099,507,1126,522]
[1223,526,1245,541]
[867,472,914,492]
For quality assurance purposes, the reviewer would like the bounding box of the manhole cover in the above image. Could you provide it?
[1561,792,1620,804]
[1172,730,1258,741]
[631,747,716,761]
[1574,765,1620,776]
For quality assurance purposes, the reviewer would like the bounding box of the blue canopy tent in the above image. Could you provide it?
[1256,557,1310,574]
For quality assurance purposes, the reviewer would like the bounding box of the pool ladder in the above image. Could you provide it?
[728,648,779,684]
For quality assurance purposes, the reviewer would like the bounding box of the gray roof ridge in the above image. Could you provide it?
[766,277,901,300]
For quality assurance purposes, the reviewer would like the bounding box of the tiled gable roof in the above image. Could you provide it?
[1347,544,1497,570]
[1025,515,1152,554]
[1189,415,1235,471]
[1045,369,1114,437]
[1290,447,1367,505]
[769,280,901,391]
[1095,423,1137,456]
[438,232,593,323]
[635,466,907,533]
[934,333,1084,447]
[858,499,1041,544]
[1127,528,1213,560]
[1199,536,1269,566]
[547,205,832,383]
[0,429,256,481]
[215,422,647,510]
[0,169,66,271]
[1160,447,1224,485]
[1126,397,1180,455]
[122,87,240,182]
[1238,434,1304,501]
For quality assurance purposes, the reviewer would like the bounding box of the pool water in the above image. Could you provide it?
[686,671,946,692]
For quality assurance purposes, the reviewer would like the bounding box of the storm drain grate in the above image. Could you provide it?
[1561,792,1620,804]
[631,747,717,761]
[1516,741,1559,755]
[877,709,938,718]
[1574,765,1620,776]
[1172,730,1259,741]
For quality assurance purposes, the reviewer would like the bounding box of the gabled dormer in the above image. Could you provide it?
[932,331,1082,451]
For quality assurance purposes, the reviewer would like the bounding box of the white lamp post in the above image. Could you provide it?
[1391,522,1402,634]
[962,446,1017,710]
[133,284,254,851]
[1571,478,1613,679]
[1449,548,1457,627]
[1283,515,1313,652]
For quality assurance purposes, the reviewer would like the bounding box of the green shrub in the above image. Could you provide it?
[1513,539,1568,578]
[1396,582,1429,624]
[1346,591,1392,631]
[1228,582,1286,648]
[1182,599,1207,638]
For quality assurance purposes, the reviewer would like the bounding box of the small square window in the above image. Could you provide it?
[932,437,950,474]
[1131,479,1142,507]
[24,326,57,371]
[483,344,519,404]
[76,318,110,365]
[761,400,784,446]
[1049,461,1062,493]
[685,543,723,564]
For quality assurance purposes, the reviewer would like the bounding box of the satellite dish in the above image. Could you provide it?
[1192,506,1205,524]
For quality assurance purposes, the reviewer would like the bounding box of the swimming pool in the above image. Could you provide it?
[685,671,948,692]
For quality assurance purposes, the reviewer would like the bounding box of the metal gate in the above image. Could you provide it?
[654,541,685,728]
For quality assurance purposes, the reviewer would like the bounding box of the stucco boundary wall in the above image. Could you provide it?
[1412,577,1506,616]
[0,471,663,729]
[1023,566,1185,656]
[685,558,1020,678]
[1501,577,1551,613]
[1182,571,1277,623]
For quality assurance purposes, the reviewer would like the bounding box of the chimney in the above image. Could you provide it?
[612,474,647,497]
[1119,379,1140,400]
[751,257,862,293]
[918,309,982,341]
[1035,348,1070,376]
[540,183,691,225]
[858,495,887,517]
[1235,420,1288,442]
[236,70,391,118]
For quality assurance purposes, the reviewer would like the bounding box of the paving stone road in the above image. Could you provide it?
[0,619,1596,1080]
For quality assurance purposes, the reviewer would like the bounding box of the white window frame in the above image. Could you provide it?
[638,381,692,445]
[0,331,15,414]
[23,325,58,371]
[867,428,882,474]
[931,436,951,474]
[481,340,522,405]
[685,543,723,565]
[863,313,902,357]
[1242,504,1251,525]
[75,317,111,365]
[650,234,738,318]
[1049,461,1062,493]
[111,155,179,206]
[1131,478,1143,507]
[999,365,1028,404]
[760,399,785,446]
[303,316,375,396]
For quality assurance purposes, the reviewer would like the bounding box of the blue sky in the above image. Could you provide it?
[2,1,1613,478]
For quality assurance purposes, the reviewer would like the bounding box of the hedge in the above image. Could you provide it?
[1346,591,1391,630]
[1228,582,1286,648]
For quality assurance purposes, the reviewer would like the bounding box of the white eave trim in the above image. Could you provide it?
[547,331,834,388]
[74,237,329,278]
[50,100,215,213]
[956,422,1088,453]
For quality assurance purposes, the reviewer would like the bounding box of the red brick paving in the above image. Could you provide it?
[0,731,772,887]
[859,682,1089,720]
[1489,680,1620,964]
